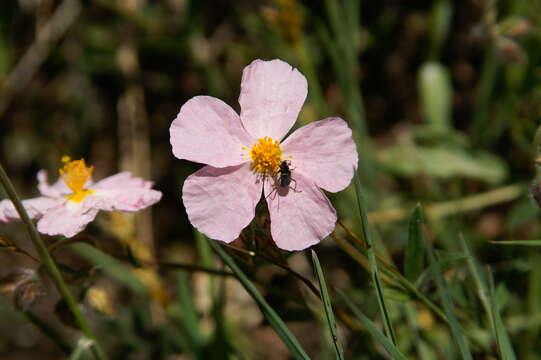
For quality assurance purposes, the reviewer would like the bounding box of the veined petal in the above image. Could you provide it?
[264,171,337,251]
[89,172,162,211]
[0,197,64,222]
[37,204,99,238]
[239,59,307,141]
[182,163,261,242]
[282,117,358,192]
[170,96,253,167]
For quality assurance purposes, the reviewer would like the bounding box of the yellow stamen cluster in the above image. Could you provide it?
[59,156,95,202]
[249,137,282,174]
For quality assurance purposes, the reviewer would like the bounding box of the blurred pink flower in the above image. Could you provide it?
[170,59,358,251]
[0,157,162,238]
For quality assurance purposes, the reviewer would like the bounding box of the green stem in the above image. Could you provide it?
[0,163,105,360]
[353,175,397,345]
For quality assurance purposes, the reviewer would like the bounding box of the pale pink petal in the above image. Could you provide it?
[0,197,64,222]
[91,172,149,190]
[37,203,99,238]
[89,172,162,212]
[0,200,7,222]
[281,118,358,193]
[239,59,307,141]
[264,172,337,251]
[170,96,253,167]
[182,163,261,242]
[37,170,90,197]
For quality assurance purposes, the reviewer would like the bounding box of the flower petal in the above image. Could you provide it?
[182,163,261,242]
[89,172,162,212]
[281,117,358,192]
[0,197,64,222]
[239,59,307,141]
[170,96,253,167]
[0,201,7,222]
[37,203,99,238]
[264,171,337,251]
[37,170,72,197]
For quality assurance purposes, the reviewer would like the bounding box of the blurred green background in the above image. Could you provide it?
[0,0,541,359]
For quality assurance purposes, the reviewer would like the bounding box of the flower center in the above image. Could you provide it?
[58,156,95,202]
[249,137,282,174]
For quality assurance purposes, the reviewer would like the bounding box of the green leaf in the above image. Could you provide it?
[415,252,471,287]
[208,239,310,360]
[487,270,516,360]
[460,236,516,360]
[173,272,206,354]
[419,62,452,132]
[311,250,344,360]
[353,172,397,345]
[405,204,425,282]
[378,138,507,184]
[426,241,473,360]
[489,240,541,246]
[428,0,452,58]
[70,243,147,295]
[338,291,407,360]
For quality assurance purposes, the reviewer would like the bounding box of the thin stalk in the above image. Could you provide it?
[0,163,105,360]
[333,233,448,323]
[353,175,397,345]
[311,250,344,360]
[208,239,310,360]
[222,245,371,336]
[48,236,84,253]
[223,243,321,298]
[426,241,472,360]
[158,262,234,277]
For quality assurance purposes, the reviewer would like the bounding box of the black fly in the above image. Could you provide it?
[266,160,300,200]
[276,160,296,190]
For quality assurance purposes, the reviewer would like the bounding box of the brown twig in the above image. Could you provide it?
[0,0,82,117]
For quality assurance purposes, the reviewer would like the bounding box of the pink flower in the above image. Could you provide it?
[170,59,358,251]
[0,157,162,238]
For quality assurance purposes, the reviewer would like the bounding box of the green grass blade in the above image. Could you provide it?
[335,234,448,323]
[176,272,206,352]
[338,291,407,360]
[415,253,471,288]
[487,268,516,360]
[70,243,147,295]
[311,250,344,360]
[353,173,397,345]
[489,240,541,246]
[460,236,516,360]
[426,242,472,360]
[405,203,425,282]
[208,239,310,360]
